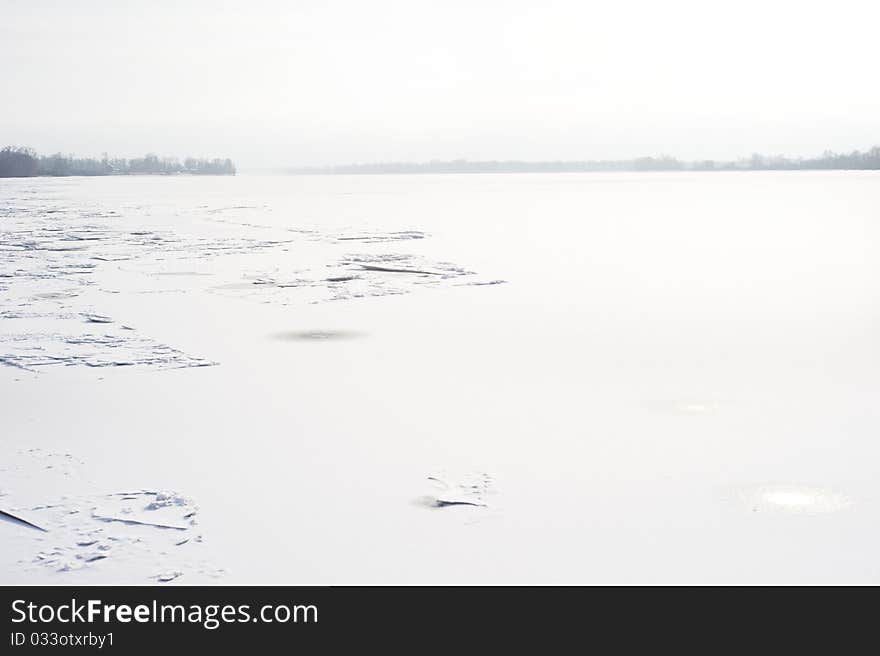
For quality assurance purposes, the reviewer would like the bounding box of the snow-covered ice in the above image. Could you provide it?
[2,171,880,583]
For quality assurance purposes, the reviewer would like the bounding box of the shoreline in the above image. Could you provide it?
[0,172,236,179]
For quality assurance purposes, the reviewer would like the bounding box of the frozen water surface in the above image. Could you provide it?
[2,172,880,583]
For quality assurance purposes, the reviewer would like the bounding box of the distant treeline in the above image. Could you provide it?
[0,146,236,177]
[289,146,880,175]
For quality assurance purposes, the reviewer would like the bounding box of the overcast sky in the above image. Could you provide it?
[2,0,878,167]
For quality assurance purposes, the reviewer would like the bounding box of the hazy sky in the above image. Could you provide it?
[2,0,878,167]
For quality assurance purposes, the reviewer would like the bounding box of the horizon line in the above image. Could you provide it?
[266,145,880,174]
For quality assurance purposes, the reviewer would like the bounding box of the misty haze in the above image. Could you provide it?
[2,0,880,589]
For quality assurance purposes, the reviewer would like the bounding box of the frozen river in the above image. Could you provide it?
[2,171,879,583]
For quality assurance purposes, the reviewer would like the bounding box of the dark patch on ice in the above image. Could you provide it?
[273,330,366,341]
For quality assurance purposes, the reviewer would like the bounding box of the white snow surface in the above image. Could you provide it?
[2,171,880,584]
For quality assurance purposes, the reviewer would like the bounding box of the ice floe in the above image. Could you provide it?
[419,471,496,510]
[0,447,220,583]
